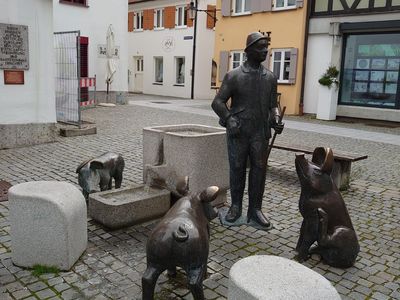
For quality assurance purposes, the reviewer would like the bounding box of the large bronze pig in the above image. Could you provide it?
[76,152,124,200]
[142,183,219,300]
[295,147,359,268]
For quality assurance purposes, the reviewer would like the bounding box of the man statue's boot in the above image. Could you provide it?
[225,196,242,223]
[247,194,270,228]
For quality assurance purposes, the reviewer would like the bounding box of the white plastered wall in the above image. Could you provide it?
[53,0,128,93]
[0,0,56,125]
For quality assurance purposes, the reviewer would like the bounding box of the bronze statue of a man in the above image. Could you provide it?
[212,32,284,228]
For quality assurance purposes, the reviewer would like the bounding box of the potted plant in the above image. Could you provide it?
[316,66,340,120]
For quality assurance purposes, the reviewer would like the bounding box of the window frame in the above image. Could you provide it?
[134,11,144,31]
[174,56,186,85]
[271,48,292,83]
[273,0,297,11]
[175,5,187,28]
[230,51,246,70]
[232,0,251,16]
[59,0,88,7]
[154,8,165,30]
[154,56,164,84]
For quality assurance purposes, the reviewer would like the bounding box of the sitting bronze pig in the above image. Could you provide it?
[142,182,219,300]
[76,152,125,200]
[295,147,359,268]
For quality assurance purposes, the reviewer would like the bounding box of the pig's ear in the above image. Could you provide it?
[176,176,189,196]
[199,186,219,203]
[76,157,93,173]
[321,148,334,174]
[311,147,326,167]
[312,147,333,174]
[90,160,104,170]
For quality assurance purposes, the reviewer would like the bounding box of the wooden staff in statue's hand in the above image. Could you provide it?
[266,106,286,162]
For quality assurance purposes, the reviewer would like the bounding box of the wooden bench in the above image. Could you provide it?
[271,141,368,190]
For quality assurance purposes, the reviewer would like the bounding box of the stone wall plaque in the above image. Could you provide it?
[4,70,24,84]
[0,23,29,70]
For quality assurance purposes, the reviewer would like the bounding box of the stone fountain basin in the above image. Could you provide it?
[88,185,171,229]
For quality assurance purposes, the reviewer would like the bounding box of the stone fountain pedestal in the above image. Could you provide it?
[143,124,229,207]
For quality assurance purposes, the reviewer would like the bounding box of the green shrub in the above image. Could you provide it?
[319,66,339,89]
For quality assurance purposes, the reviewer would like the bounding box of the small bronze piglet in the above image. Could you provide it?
[295,147,359,268]
[76,152,124,200]
[142,183,219,300]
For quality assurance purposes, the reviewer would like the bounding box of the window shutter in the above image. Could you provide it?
[206,5,216,29]
[263,0,273,11]
[262,50,271,71]
[143,9,154,30]
[187,5,193,27]
[288,48,298,84]
[164,6,175,29]
[221,0,231,16]
[250,0,262,13]
[219,51,229,82]
[296,0,304,8]
[128,12,134,32]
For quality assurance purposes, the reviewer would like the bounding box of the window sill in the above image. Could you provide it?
[153,82,163,85]
[175,25,188,29]
[272,6,297,12]
[174,84,185,87]
[134,29,143,32]
[231,11,251,17]
[278,81,293,85]
[154,27,165,31]
[59,1,89,8]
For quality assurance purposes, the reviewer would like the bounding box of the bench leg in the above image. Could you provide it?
[332,160,351,191]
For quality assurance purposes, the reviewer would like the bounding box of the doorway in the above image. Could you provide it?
[133,56,144,93]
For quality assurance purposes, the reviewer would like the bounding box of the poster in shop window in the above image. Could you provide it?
[0,23,29,70]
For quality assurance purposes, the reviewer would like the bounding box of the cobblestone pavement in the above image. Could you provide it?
[0,96,399,299]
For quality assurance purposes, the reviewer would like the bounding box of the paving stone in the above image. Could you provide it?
[35,288,57,299]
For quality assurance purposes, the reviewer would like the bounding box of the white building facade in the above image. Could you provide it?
[53,0,129,99]
[304,0,400,122]
[128,0,216,99]
[0,0,56,149]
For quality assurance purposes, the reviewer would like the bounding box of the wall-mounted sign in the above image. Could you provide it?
[0,23,29,70]
[97,44,120,59]
[162,36,175,52]
[184,36,193,40]
[4,70,24,84]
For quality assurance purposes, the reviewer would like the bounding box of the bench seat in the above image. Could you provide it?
[272,141,368,190]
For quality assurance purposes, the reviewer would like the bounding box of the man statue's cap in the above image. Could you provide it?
[245,32,268,51]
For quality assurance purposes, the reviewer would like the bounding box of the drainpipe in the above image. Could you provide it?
[299,0,312,115]
[190,0,198,99]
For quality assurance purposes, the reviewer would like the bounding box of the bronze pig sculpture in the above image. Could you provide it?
[142,183,219,300]
[76,152,125,200]
[295,147,359,268]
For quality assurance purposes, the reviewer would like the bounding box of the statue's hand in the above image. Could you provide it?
[274,122,284,134]
[226,115,240,137]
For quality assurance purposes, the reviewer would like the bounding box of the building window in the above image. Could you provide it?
[136,57,144,72]
[175,57,185,85]
[176,6,187,27]
[154,57,163,84]
[135,11,143,30]
[272,49,291,83]
[233,0,251,15]
[154,9,164,29]
[274,0,297,10]
[231,51,246,69]
[340,33,400,109]
[59,0,87,6]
